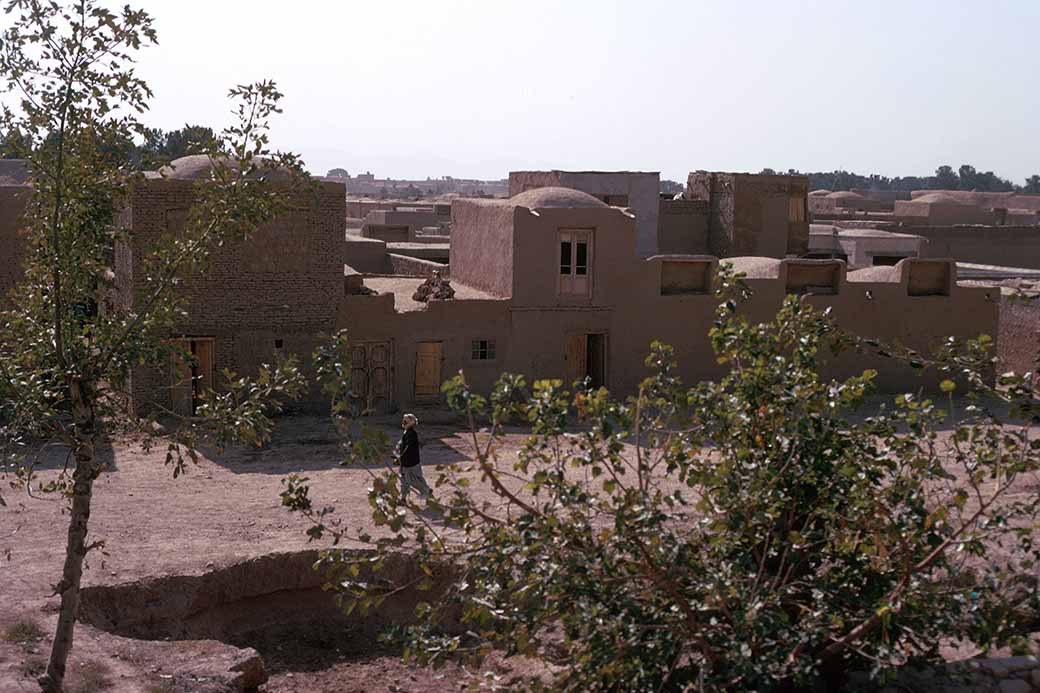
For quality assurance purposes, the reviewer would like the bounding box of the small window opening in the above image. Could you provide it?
[471,339,496,360]
[560,241,572,275]
[274,339,284,349]
[575,241,588,276]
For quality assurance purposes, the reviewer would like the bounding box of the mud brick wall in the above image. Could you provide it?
[998,290,1040,385]
[0,186,31,306]
[387,253,449,278]
[124,179,346,414]
[913,225,1040,269]
[687,173,809,258]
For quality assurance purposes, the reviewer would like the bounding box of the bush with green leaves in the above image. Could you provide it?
[284,269,1040,691]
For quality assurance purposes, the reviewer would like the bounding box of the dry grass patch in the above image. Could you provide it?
[3,619,46,647]
[66,659,114,693]
[19,654,46,679]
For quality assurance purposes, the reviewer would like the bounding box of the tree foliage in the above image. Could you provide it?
[0,2,306,688]
[765,165,1034,193]
[285,269,1040,691]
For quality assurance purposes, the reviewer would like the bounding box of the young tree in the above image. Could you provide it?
[0,2,306,689]
[285,270,1040,691]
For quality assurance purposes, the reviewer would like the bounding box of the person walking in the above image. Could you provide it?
[395,413,433,501]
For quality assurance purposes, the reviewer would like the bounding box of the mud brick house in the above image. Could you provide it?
[686,171,810,258]
[808,190,888,216]
[0,156,1009,417]
[114,156,346,415]
[808,225,926,268]
[895,192,999,226]
[509,170,811,262]
[509,171,661,257]
[338,187,996,413]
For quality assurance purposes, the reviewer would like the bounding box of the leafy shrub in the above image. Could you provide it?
[285,270,1040,691]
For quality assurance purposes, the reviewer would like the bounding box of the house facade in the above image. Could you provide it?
[337,187,996,413]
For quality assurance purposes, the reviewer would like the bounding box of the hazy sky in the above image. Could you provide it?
[132,0,1038,183]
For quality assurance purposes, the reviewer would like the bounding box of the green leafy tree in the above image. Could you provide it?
[1023,175,1040,194]
[285,270,1040,691]
[934,165,959,189]
[0,2,307,689]
[139,124,219,166]
[0,126,31,158]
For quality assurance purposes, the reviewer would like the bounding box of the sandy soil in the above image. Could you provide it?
[1,406,1036,692]
[0,414,520,692]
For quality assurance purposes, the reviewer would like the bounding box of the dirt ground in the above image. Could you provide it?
[0,413,532,692]
[0,406,1037,692]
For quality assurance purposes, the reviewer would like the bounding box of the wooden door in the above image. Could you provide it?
[414,342,443,399]
[171,341,193,416]
[587,333,606,389]
[367,342,391,413]
[348,341,393,415]
[170,338,214,416]
[565,333,587,386]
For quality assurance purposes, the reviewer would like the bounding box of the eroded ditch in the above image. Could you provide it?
[78,549,458,689]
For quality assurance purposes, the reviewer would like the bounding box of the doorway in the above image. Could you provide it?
[171,338,214,416]
[348,341,393,415]
[414,341,444,401]
[565,332,607,389]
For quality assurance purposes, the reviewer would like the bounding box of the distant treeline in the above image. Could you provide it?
[1,125,218,169]
[663,165,1040,195]
[766,165,1040,194]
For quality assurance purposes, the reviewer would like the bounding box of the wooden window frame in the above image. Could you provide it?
[471,339,496,361]
[557,228,594,298]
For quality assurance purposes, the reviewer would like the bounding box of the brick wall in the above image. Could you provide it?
[126,179,346,414]
[0,186,31,306]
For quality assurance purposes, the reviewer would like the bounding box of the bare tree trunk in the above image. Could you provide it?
[40,382,98,693]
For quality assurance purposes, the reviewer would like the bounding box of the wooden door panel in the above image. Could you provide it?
[414,342,443,398]
[169,338,214,416]
[348,341,392,415]
[170,340,193,416]
[195,339,214,392]
[565,333,587,385]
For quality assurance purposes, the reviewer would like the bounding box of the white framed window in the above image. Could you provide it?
[471,339,496,360]
[558,229,593,297]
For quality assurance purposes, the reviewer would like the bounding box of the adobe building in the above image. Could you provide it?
[115,156,347,415]
[686,171,810,258]
[335,187,996,411]
[508,171,661,257]
[808,191,888,217]
[850,189,911,205]
[895,193,999,226]
[901,190,1040,227]
[656,196,709,255]
[360,207,451,243]
[913,225,1040,269]
[2,153,1022,419]
[808,224,925,268]
[97,162,1018,419]
[0,160,32,307]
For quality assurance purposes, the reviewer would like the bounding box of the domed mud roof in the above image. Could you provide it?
[510,186,609,209]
